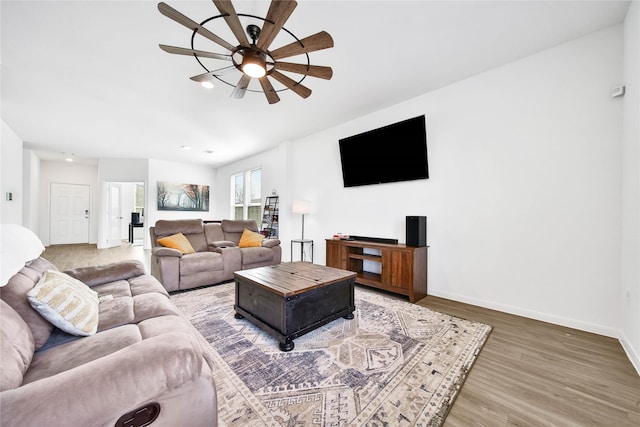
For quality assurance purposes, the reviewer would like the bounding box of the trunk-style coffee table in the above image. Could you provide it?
[233,262,357,351]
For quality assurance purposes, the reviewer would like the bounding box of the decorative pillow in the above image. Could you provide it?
[157,233,196,254]
[26,270,99,336]
[238,228,265,248]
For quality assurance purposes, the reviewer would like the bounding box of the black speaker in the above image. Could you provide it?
[406,216,426,247]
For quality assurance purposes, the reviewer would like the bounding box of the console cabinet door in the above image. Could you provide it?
[326,240,346,269]
[388,249,413,291]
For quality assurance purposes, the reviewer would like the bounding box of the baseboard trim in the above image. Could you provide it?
[619,331,640,376]
[428,290,640,375]
[427,290,620,337]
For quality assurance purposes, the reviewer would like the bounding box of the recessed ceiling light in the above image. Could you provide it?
[181,145,191,150]
[204,150,214,154]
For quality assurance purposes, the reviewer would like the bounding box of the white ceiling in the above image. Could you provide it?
[1,0,631,167]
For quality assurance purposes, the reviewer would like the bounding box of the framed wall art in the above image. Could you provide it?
[157,181,210,211]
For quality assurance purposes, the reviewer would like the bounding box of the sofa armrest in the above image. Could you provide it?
[65,260,146,287]
[0,332,203,426]
[262,238,281,248]
[152,247,183,257]
[209,240,236,248]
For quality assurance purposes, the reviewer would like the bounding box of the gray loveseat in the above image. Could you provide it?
[150,219,281,292]
[0,256,217,427]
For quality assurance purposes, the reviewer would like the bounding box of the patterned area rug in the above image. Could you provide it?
[171,282,491,426]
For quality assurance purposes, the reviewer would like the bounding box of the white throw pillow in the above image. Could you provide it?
[27,270,99,336]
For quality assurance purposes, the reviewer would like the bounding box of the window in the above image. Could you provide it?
[134,183,145,216]
[231,168,261,223]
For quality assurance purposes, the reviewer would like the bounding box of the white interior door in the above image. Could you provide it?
[106,183,123,247]
[50,183,90,245]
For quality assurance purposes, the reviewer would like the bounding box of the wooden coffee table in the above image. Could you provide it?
[233,262,357,351]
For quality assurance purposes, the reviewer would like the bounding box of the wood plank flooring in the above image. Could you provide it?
[41,244,640,426]
[420,297,640,426]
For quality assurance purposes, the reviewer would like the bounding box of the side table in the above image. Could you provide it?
[129,223,143,243]
[291,239,313,263]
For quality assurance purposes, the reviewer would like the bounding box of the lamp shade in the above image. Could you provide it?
[292,200,310,215]
[1,224,45,286]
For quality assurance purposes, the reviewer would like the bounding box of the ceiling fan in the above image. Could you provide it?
[158,0,334,104]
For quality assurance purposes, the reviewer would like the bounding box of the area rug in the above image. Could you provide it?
[171,282,491,426]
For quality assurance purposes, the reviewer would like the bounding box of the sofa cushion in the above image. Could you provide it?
[241,247,275,265]
[0,300,35,391]
[132,293,181,323]
[203,223,225,243]
[158,233,196,254]
[154,219,203,236]
[22,324,142,385]
[180,252,224,275]
[221,219,259,244]
[65,260,146,287]
[97,295,135,331]
[27,270,99,336]
[128,275,171,297]
[0,257,57,348]
[238,228,264,248]
[262,238,281,248]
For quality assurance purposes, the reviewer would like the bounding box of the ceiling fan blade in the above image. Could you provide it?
[158,2,236,51]
[230,74,251,99]
[212,0,250,47]
[270,70,311,99]
[270,31,334,60]
[256,0,298,51]
[259,77,281,104]
[159,44,232,61]
[190,66,237,82]
[274,62,333,80]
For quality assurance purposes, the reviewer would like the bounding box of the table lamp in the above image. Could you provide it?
[292,200,311,239]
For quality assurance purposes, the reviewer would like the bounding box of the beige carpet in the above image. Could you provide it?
[171,282,491,426]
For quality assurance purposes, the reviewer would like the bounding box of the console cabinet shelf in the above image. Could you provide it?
[325,239,428,303]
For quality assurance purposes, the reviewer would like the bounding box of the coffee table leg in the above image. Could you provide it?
[234,313,244,319]
[343,312,354,320]
[279,339,294,352]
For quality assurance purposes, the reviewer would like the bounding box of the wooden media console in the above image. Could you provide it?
[325,239,428,303]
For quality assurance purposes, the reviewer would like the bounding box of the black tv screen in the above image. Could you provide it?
[339,115,429,187]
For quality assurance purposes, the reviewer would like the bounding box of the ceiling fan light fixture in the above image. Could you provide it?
[241,50,266,78]
[200,81,215,89]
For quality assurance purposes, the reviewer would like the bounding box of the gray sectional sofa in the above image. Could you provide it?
[150,219,281,292]
[0,256,217,427]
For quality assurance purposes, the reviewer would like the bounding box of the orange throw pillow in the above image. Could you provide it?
[238,228,264,248]
[157,233,196,254]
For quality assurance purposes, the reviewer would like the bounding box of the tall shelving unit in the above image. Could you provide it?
[261,196,279,238]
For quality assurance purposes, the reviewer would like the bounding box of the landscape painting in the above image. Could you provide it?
[157,181,209,211]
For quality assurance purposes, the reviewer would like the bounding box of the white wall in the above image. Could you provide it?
[231,25,623,341]
[621,0,640,372]
[1,120,23,224]
[38,161,100,246]
[23,149,41,233]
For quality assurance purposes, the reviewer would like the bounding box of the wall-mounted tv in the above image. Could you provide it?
[339,115,429,187]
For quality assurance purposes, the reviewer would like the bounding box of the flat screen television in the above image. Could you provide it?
[339,115,428,187]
